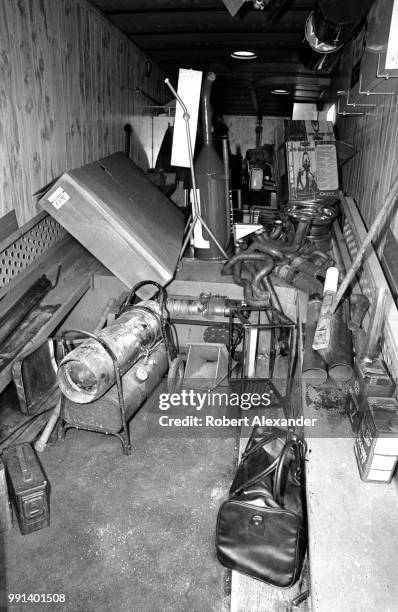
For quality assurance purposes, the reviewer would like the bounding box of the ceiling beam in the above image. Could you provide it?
[102,5,313,16]
[128,32,302,49]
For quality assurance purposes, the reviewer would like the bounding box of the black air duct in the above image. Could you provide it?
[299,0,375,71]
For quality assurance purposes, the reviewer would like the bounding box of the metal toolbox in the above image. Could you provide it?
[2,443,50,534]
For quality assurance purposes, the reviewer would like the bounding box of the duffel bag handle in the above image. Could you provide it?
[230,457,280,495]
[241,432,282,461]
[273,439,304,507]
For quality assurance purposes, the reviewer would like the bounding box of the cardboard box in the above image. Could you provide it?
[276,120,340,205]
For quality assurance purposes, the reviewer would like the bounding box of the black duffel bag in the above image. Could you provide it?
[216,427,307,588]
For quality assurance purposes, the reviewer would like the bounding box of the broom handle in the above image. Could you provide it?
[331,175,398,314]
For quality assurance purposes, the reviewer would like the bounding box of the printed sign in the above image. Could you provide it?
[48,187,70,210]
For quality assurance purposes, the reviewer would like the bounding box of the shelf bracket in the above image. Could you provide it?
[358,73,395,97]
[337,98,366,116]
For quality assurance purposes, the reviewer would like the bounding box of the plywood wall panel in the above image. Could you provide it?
[0,0,168,226]
[224,115,285,156]
[339,82,398,229]
[0,1,14,218]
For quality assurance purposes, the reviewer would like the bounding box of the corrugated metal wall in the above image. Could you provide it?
[0,0,168,226]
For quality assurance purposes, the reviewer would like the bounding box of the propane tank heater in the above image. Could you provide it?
[57,300,164,404]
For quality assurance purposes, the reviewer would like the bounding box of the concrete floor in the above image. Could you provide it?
[0,386,237,612]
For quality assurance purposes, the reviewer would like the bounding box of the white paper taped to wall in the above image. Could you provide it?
[171,68,202,168]
[386,0,398,70]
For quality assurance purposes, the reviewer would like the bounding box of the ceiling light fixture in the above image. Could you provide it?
[271,89,289,95]
[231,50,258,59]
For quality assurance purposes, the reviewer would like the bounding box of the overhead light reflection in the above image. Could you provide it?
[231,50,258,59]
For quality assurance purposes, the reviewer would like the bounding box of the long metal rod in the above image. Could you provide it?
[331,174,398,313]
[164,78,228,260]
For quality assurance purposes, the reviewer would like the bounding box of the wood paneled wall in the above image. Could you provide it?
[338,81,398,230]
[224,116,285,156]
[0,0,168,225]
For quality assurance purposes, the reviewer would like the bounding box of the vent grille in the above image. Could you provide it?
[0,217,67,288]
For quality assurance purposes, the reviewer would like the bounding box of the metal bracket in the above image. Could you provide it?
[344,89,376,108]
[358,73,395,97]
[337,98,367,117]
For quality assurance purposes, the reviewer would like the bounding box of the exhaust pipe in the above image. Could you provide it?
[302,295,328,386]
[194,73,231,260]
[317,300,354,383]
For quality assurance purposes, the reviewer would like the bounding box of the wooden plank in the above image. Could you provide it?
[0,0,24,220]
[339,51,398,230]
[30,0,59,190]
[0,236,71,307]
[0,0,12,219]
[57,273,127,333]
[224,115,284,155]
[0,211,18,243]
[0,239,103,394]
[0,211,47,254]
[0,462,12,532]
[45,0,68,179]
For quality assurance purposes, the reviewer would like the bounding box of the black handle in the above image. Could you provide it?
[241,432,282,461]
[120,280,166,314]
[232,432,287,494]
[230,459,279,495]
[273,439,303,507]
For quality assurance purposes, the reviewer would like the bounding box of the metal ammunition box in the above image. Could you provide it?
[3,443,50,534]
